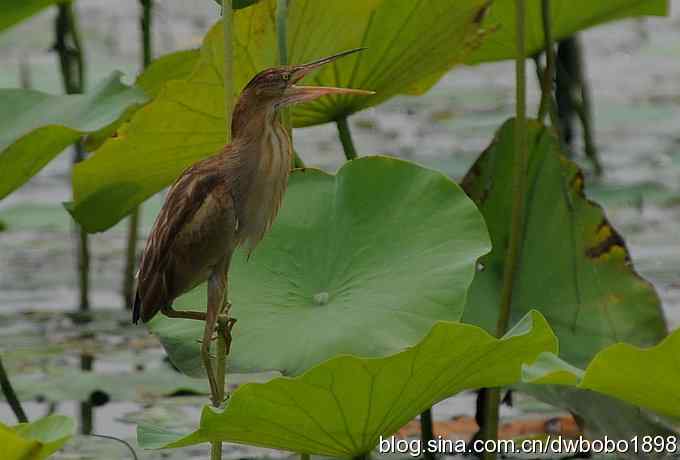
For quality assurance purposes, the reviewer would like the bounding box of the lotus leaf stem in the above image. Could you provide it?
[337,116,358,161]
[0,356,28,423]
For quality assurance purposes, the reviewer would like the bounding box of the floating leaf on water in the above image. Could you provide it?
[4,369,210,403]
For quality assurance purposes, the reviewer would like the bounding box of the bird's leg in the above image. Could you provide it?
[200,301,220,405]
[160,305,207,321]
[204,262,229,407]
[216,251,236,353]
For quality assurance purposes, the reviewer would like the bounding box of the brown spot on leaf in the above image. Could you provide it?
[569,170,585,196]
[473,2,491,24]
[585,219,629,261]
[461,136,499,204]
[461,160,482,194]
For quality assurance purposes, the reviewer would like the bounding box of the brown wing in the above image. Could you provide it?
[133,148,240,323]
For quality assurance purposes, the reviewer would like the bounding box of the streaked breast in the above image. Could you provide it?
[240,121,292,250]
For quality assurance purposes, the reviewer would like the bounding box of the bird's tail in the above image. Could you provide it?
[132,290,141,324]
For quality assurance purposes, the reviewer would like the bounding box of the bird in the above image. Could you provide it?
[132,48,373,400]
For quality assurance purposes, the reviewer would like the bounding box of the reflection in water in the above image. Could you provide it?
[80,352,94,435]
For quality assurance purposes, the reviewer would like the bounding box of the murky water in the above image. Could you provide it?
[1,2,679,459]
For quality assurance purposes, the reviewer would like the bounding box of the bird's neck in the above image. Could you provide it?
[228,100,292,250]
[229,99,291,176]
[231,91,285,143]
[232,108,282,143]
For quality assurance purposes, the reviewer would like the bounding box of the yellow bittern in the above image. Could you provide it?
[132,48,372,399]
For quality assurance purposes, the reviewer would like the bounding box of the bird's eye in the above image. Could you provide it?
[282,73,290,81]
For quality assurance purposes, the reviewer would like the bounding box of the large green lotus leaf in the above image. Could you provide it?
[466,0,668,64]
[69,0,493,232]
[82,49,201,152]
[0,416,75,460]
[0,0,60,32]
[138,311,556,456]
[70,20,248,232]
[284,0,488,125]
[0,72,147,200]
[462,119,668,444]
[136,50,201,99]
[150,156,490,376]
[461,119,666,368]
[206,0,489,126]
[525,327,680,419]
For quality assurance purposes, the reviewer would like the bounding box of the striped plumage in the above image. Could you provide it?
[131,48,372,401]
[133,92,292,324]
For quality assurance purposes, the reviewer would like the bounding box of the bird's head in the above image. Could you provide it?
[241,48,374,109]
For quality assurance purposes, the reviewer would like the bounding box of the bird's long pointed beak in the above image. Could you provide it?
[282,48,374,105]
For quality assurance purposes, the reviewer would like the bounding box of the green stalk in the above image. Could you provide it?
[276,0,288,70]
[209,359,226,460]
[209,4,233,460]
[336,116,358,161]
[276,0,290,133]
[479,389,500,458]
[124,0,153,310]
[420,408,436,460]
[55,2,89,312]
[534,0,562,142]
[498,0,527,362]
[300,454,310,460]
[276,0,305,168]
[76,220,89,311]
[0,356,28,423]
[216,317,228,404]
[210,312,234,460]
[123,209,139,309]
[79,353,94,434]
[555,37,601,174]
[537,0,555,122]
[533,57,561,141]
[481,1,527,458]
[223,0,233,143]
[140,0,152,68]
[570,37,602,176]
[88,434,139,460]
[19,58,32,89]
